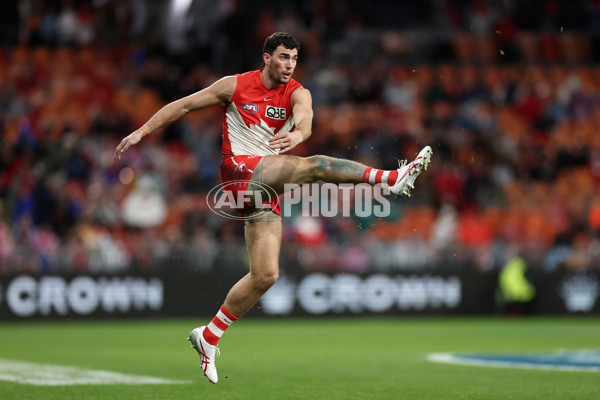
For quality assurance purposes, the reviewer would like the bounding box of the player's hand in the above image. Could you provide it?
[268,131,302,154]
[114,130,145,160]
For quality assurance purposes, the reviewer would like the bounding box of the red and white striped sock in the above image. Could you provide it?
[363,167,399,186]
[202,305,238,346]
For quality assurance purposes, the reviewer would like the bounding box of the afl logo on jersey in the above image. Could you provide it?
[242,103,259,113]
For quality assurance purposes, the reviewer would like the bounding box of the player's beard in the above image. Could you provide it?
[270,65,290,85]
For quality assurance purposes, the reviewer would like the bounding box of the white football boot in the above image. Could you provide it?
[188,326,220,384]
[389,145,433,197]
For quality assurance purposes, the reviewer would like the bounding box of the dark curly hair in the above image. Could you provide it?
[262,32,300,56]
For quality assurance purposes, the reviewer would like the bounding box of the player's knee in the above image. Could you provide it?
[253,269,279,292]
[304,155,330,181]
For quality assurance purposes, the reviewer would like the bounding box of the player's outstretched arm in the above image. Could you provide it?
[114,76,236,160]
[268,87,313,154]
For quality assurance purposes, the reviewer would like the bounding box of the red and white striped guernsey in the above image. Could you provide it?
[222,69,303,158]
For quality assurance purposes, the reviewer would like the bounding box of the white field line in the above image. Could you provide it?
[427,353,600,372]
[0,359,192,386]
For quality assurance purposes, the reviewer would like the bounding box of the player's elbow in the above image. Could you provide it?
[177,101,193,115]
[161,100,188,120]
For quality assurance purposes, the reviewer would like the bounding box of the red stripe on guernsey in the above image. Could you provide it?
[220,305,238,321]
[387,170,399,185]
[222,109,232,157]
[362,167,372,184]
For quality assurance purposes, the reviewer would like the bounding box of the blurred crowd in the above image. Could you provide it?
[1,0,600,275]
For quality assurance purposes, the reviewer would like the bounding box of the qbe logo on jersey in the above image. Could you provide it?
[266,105,286,120]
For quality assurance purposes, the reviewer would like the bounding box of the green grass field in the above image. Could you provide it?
[0,317,598,399]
